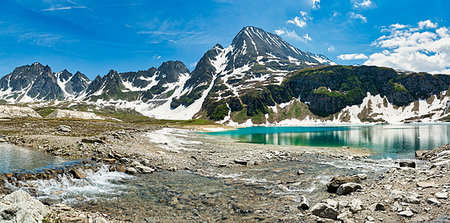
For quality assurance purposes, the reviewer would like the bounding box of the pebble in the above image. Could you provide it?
[397,210,414,217]
[426,198,441,206]
[434,192,448,199]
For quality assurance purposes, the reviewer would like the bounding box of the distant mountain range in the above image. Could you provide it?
[0,26,448,124]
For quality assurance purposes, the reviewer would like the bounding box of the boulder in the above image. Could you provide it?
[327,176,361,193]
[399,161,416,168]
[311,203,338,220]
[0,190,49,223]
[336,183,362,195]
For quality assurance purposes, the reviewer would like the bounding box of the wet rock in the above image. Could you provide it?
[0,190,49,223]
[336,183,362,195]
[327,176,361,193]
[298,195,309,210]
[311,203,338,220]
[234,159,249,166]
[57,125,72,133]
[434,192,448,199]
[135,166,155,174]
[399,161,416,168]
[125,167,138,174]
[70,168,86,179]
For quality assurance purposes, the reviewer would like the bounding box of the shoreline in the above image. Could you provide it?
[0,119,448,222]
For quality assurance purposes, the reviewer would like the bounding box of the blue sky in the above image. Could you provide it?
[0,0,449,78]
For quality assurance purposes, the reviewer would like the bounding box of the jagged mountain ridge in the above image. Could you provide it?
[0,26,448,124]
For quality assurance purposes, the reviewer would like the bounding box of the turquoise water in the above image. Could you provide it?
[206,124,450,159]
[0,143,68,173]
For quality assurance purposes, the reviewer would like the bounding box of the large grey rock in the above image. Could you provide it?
[327,176,361,193]
[336,183,362,195]
[0,190,49,222]
[311,203,338,220]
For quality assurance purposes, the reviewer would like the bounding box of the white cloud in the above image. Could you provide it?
[350,13,367,23]
[390,23,408,30]
[328,46,335,52]
[312,0,320,9]
[418,20,438,30]
[288,17,307,28]
[286,11,311,29]
[275,28,311,42]
[353,0,372,8]
[43,5,87,11]
[303,34,312,41]
[338,53,368,60]
[364,20,450,74]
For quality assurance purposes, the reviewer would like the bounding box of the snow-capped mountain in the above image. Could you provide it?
[0,26,448,125]
[0,63,89,102]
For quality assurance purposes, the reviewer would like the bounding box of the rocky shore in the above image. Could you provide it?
[0,119,449,222]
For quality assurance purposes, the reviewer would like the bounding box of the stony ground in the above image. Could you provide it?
[0,119,448,222]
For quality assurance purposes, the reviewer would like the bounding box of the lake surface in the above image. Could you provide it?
[0,143,67,173]
[207,124,450,159]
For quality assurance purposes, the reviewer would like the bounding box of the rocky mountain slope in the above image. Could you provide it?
[0,26,448,124]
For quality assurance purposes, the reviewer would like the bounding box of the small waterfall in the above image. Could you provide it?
[21,165,132,204]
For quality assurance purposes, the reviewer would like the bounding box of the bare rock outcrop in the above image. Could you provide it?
[0,105,41,119]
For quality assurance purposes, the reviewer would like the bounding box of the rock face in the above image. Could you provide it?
[0,105,41,119]
[46,109,103,120]
[0,190,49,222]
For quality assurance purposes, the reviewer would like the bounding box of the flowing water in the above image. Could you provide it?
[206,124,450,159]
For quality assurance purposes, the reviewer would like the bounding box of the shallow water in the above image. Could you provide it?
[21,155,398,222]
[0,143,67,173]
[206,124,450,159]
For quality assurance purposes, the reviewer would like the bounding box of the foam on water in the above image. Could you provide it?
[23,165,132,204]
